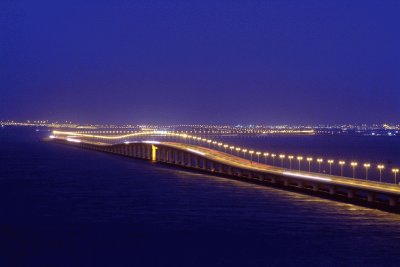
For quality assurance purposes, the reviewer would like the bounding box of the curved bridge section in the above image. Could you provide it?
[49,137,400,213]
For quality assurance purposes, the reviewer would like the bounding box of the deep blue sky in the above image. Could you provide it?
[1,0,399,124]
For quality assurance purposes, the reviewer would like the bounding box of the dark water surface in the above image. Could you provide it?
[1,128,400,266]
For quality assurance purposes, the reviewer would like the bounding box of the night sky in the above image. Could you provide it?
[1,0,399,124]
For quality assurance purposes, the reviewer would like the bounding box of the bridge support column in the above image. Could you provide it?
[347,189,355,199]
[218,164,223,173]
[193,156,199,168]
[209,161,214,171]
[283,179,289,186]
[201,159,207,170]
[312,184,318,192]
[329,187,335,195]
[227,166,232,175]
[186,154,191,167]
[367,192,375,202]
[133,145,137,157]
[389,196,397,207]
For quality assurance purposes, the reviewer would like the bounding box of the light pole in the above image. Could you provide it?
[235,147,241,156]
[242,149,248,159]
[363,163,370,180]
[339,161,345,176]
[207,140,212,147]
[297,156,303,171]
[249,150,254,162]
[223,144,228,153]
[263,152,269,164]
[351,162,358,178]
[271,154,276,165]
[212,141,217,148]
[279,154,285,167]
[306,157,313,172]
[317,158,323,173]
[229,146,235,154]
[217,143,222,150]
[288,155,294,169]
[327,160,334,175]
[256,152,261,163]
[392,168,399,185]
[377,164,384,182]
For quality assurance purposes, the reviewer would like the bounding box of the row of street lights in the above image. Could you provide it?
[170,133,400,185]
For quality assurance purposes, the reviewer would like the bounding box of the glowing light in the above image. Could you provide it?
[186,148,206,156]
[143,140,161,144]
[49,135,55,139]
[283,171,332,182]
[66,138,81,143]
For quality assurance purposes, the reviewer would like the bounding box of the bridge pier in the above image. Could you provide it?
[347,189,355,199]
[389,197,397,207]
[193,156,199,168]
[209,161,214,172]
[329,187,335,195]
[367,192,375,202]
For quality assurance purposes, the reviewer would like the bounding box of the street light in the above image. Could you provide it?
[377,164,384,182]
[339,161,345,176]
[229,146,235,154]
[235,147,241,156]
[350,162,358,178]
[212,141,217,148]
[271,154,276,165]
[263,152,269,164]
[223,144,228,153]
[279,154,285,167]
[249,150,254,162]
[327,160,334,175]
[288,155,294,169]
[217,143,223,150]
[363,163,370,180]
[306,157,313,172]
[392,168,399,185]
[297,156,303,171]
[256,152,261,162]
[207,140,212,147]
[242,149,248,159]
[317,158,323,173]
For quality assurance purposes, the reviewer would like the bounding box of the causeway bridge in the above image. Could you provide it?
[48,131,400,213]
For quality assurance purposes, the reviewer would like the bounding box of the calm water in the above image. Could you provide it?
[1,128,400,266]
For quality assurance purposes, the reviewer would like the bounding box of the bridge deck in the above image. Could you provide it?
[64,137,400,197]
